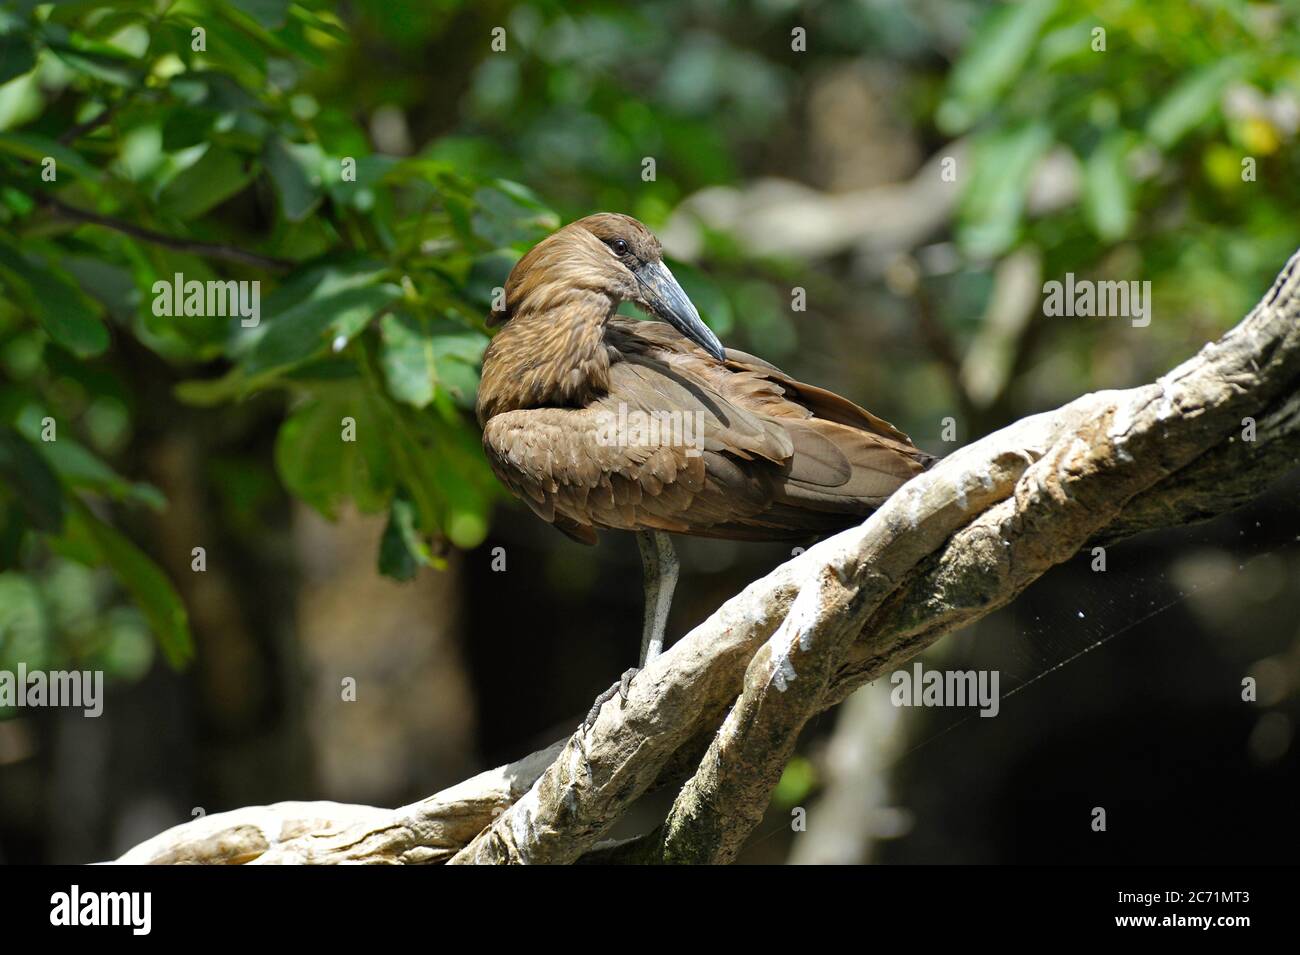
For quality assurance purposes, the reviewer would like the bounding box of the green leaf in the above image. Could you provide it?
[241,282,401,379]
[264,136,321,222]
[374,396,495,550]
[25,426,165,511]
[0,239,109,357]
[174,368,248,407]
[0,427,64,533]
[379,310,437,408]
[937,0,1060,134]
[0,131,100,181]
[65,502,192,668]
[378,305,488,409]
[432,356,482,409]
[772,756,818,808]
[464,248,517,297]
[229,0,290,30]
[471,181,559,247]
[61,256,141,320]
[232,258,391,353]
[161,108,218,152]
[255,258,385,314]
[0,32,36,85]
[958,123,1053,258]
[0,572,47,670]
[378,495,433,580]
[274,387,394,519]
[158,146,255,220]
[1146,58,1245,149]
[1082,134,1133,242]
[45,44,139,87]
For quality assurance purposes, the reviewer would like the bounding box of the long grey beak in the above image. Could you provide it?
[636,260,726,362]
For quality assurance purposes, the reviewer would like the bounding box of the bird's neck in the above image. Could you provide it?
[476,295,615,424]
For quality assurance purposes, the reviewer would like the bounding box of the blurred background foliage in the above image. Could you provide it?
[0,0,1297,863]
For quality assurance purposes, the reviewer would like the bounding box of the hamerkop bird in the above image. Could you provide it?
[476,213,933,726]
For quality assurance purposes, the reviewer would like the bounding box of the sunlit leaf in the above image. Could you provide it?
[958,123,1053,258]
[158,145,255,220]
[937,0,1059,134]
[1146,58,1246,149]
[241,282,401,379]
[471,182,559,248]
[1082,134,1133,242]
[274,385,394,519]
[379,310,437,408]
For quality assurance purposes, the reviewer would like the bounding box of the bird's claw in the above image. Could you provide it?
[617,666,638,702]
[580,667,640,732]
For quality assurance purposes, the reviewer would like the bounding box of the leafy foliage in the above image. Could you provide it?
[941,0,1300,325]
[0,0,1296,686]
[0,1,563,672]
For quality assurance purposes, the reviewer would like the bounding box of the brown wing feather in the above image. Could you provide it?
[481,317,932,542]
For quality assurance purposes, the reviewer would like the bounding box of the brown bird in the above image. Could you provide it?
[476,213,933,725]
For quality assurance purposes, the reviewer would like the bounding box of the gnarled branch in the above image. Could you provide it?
[114,249,1300,865]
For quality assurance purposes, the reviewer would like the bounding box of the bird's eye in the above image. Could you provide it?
[610,238,629,256]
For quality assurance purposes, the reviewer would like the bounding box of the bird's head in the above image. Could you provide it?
[493,212,726,362]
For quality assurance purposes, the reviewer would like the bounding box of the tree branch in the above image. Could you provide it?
[59,104,118,145]
[38,195,294,270]
[114,743,563,864]
[113,249,1300,865]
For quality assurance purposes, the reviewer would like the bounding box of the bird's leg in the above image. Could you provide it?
[638,530,678,667]
[581,531,680,731]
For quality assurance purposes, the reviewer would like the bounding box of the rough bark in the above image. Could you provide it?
[114,743,563,864]
[114,250,1300,866]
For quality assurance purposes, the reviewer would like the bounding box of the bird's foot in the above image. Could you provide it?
[580,667,640,732]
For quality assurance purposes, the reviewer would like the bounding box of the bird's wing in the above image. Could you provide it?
[610,318,933,510]
[615,319,915,439]
[480,370,792,540]
[483,318,931,542]
[483,402,774,540]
